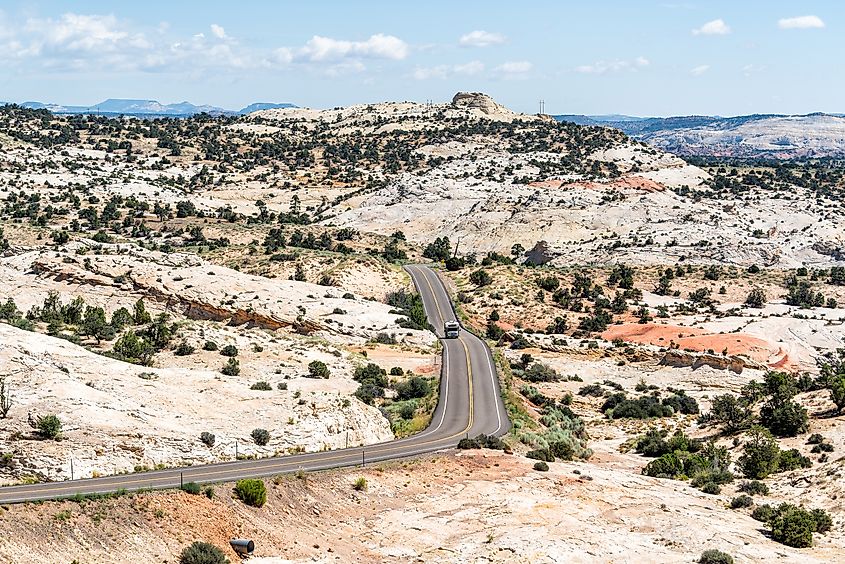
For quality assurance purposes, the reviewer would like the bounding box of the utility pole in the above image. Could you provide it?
[362,450,365,467]
[70,457,73,481]
[235,441,238,459]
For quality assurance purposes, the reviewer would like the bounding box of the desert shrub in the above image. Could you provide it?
[777,449,812,472]
[399,401,416,419]
[202,340,218,351]
[533,461,549,472]
[700,482,721,495]
[691,468,734,489]
[661,392,700,415]
[730,494,754,509]
[811,442,834,453]
[810,508,833,533]
[234,479,266,508]
[220,344,238,357]
[353,477,367,491]
[830,374,845,413]
[251,428,270,446]
[737,427,781,479]
[110,330,154,365]
[307,360,330,379]
[537,276,560,292]
[181,481,201,495]
[526,448,554,462]
[395,377,431,400]
[110,307,132,330]
[760,400,808,437]
[752,504,775,522]
[36,414,63,439]
[250,381,272,391]
[698,549,733,564]
[738,480,769,496]
[389,366,404,376]
[353,363,388,386]
[644,440,730,483]
[708,394,755,433]
[373,332,397,345]
[277,382,288,390]
[457,437,480,449]
[635,430,701,458]
[521,362,561,383]
[179,541,230,564]
[604,394,674,419]
[469,269,492,286]
[221,358,240,376]
[200,432,216,447]
[174,341,195,356]
[770,506,817,548]
[354,383,385,405]
[744,288,766,308]
[642,452,684,478]
[458,434,504,450]
[578,384,603,397]
[807,433,825,445]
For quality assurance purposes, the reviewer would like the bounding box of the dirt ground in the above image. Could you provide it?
[0,450,840,564]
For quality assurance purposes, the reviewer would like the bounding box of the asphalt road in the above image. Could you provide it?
[0,265,509,503]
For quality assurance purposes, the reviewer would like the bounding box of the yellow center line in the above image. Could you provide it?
[415,266,445,326]
[458,336,474,432]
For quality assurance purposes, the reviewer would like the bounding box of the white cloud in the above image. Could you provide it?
[210,24,227,40]
[778,15,825,29]
[575,57,649,74]
[298,34,408,62]
[0,12,408,77]
[412,66,448,80]
[454,60,484,75]
[459,30,506,47]
[496,61,531,73]
[692,19,731,35]
[24,13,151,53]
[690,64,710,76]
[412,60,484,80]
[493,60,532,80]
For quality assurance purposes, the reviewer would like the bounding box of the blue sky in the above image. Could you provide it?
[0,0,841,116]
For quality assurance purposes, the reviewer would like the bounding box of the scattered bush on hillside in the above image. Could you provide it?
[738,480,769,496]
[234,479,266,508]
[221,358,240,376]
[698,549,733,564]
[251,428,270,446]
[306,360,330,379]
[179,541,230,564]
[730,494,754,509]
[181,482,201,495]
[36,414,63,440]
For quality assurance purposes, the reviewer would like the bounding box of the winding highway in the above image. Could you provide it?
[0,265,509,503]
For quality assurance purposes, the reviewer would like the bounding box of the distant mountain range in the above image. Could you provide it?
[2,98,297,117]
[555,112,845,159]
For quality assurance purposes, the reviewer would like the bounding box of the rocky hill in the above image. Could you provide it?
[557,113,845,159]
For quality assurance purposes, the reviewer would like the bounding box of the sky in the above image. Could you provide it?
[0,0,842,116]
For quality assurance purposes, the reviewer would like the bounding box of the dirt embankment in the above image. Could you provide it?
[0,451,841,563]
